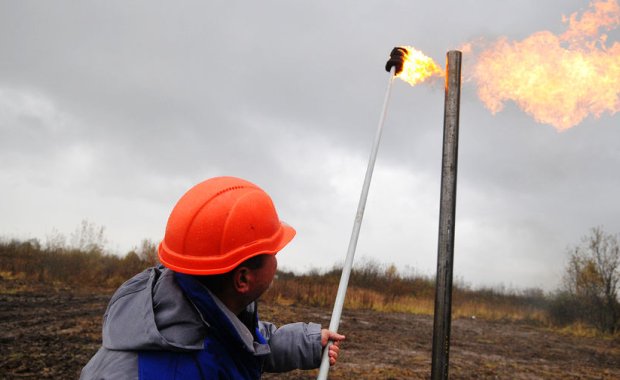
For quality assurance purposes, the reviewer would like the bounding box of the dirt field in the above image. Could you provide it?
[1,278,619,379]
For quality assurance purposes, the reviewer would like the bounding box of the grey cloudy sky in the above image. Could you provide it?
[1,0,618,291]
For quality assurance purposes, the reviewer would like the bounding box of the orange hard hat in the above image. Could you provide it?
[158,176,296,275]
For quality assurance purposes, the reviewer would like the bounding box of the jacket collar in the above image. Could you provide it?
[174,272,270,356]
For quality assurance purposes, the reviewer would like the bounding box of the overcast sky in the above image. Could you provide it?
[1,0,618,291]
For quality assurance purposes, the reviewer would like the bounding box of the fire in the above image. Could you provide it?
[470,0,620,130]
[395,46,444,86]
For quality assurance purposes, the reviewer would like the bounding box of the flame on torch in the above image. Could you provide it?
[468,0,620,130]
[394,46,444,86]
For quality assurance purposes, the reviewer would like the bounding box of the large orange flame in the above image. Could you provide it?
[395,46,444,86]
[469,0,620,130]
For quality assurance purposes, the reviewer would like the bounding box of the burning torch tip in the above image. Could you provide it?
[385,46,407,75]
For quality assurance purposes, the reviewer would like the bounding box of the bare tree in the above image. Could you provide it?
[563,227,620,332]
[44,228,67,252]
[136,239,160,266]
[69,220,107,254]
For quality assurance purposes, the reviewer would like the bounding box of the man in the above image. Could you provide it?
[81,176,345,379]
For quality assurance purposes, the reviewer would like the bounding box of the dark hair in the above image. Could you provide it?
[197,254,267,292]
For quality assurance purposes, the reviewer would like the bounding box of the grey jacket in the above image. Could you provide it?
[80,266,323,379]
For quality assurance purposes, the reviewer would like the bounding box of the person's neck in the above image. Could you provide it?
[210,288,248,315]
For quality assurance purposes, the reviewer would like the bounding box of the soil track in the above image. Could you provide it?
[1,279,619,379]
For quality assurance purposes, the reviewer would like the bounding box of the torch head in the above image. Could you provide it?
[385,47,408,75]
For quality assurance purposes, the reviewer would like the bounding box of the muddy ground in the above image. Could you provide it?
[1,279,619,379]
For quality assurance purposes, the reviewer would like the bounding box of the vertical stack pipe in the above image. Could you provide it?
[431,50,462,380]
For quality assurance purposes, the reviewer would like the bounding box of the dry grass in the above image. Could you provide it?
[2,238,616,335]
[264,275,549,325]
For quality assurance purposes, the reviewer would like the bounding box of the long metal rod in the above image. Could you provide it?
[430,50,462,380]
[317,68,396,380]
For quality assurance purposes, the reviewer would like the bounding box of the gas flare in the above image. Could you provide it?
[469,0,620,130]
[395,46,444,86]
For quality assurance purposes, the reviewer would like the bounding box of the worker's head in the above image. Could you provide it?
[158,176,296,276]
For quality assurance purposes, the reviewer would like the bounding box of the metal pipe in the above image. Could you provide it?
[430,50,462,380]
[317,67,396,380]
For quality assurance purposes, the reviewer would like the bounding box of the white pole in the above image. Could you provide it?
[317,67,396,380]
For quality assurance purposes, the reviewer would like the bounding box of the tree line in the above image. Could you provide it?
[0,220,159,288]
[0,222,618,333]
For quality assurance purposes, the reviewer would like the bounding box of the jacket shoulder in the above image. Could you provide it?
[80,347,138,380]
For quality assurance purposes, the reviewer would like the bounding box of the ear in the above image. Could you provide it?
[233,266,253,294]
